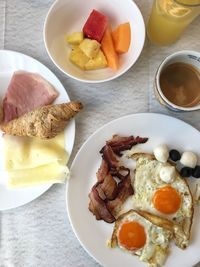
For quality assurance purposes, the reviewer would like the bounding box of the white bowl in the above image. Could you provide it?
[43,0,145,83]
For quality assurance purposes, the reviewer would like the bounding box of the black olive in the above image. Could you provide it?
[169,149,181,162]
[180,167,193,177]
[192,165,200,178]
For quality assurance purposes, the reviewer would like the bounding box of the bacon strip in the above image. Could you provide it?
[88,186,115,223]
[95,183,107,200]
[100,135,148,156]
[88,134,148,223]
[96,159,109,182]
[107,175,134,217]
[110,166,130,180]
[96,159,118,200]
[100,173,118,200]
[101,145,119,169]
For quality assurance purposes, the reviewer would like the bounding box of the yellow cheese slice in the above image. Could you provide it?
[3,132,69,187]
[4,133,68,171]
[8,163,69,188]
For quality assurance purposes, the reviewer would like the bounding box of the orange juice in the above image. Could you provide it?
[147,0,200,45]
[177,0,200,4]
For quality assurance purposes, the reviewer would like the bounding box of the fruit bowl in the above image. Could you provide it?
[43,0,145,83]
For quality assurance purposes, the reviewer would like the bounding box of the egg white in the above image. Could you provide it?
[114,211,172,266]
[127,157,193,222]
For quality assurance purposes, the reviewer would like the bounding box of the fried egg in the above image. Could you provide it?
[110,210,173,267]
[124,153,193,249]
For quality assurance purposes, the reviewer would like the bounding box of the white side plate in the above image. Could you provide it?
[0,50,75,211]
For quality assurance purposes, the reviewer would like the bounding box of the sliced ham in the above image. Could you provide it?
[3,71,59,122]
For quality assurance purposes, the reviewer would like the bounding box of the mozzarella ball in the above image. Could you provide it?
[159,166,176,183]
[153,144,169,163]
[180,151,197,168]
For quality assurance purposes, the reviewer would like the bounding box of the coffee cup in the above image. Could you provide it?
[155,50,200,111]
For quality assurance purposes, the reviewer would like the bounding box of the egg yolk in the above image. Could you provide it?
[118,221,146,250]
[153,185,181,214]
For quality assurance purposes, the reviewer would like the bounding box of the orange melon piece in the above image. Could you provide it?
[101,26,119,70]
[112,22,131,53]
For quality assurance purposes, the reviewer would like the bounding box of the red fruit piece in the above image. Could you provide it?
[83,9,108,42]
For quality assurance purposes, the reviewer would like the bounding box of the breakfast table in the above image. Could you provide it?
[0,0,200,267]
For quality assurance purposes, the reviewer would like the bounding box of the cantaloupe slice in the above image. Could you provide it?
[112,22,131,53]
[101,26,119,70]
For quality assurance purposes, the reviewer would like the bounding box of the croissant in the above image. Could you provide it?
[0,101,83,139]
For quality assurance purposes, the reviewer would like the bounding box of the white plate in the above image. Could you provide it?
[67,113,200,267]
[0,50,75,211]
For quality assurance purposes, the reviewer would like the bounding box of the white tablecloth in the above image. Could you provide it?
[0,0,200,266]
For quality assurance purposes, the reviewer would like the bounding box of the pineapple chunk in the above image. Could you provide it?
[85,50,107,70]
[79,38,101,59]
[66,32,84,45]
[69,46,89,70]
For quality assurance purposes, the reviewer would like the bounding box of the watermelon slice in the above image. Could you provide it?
[83,10,108,42]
